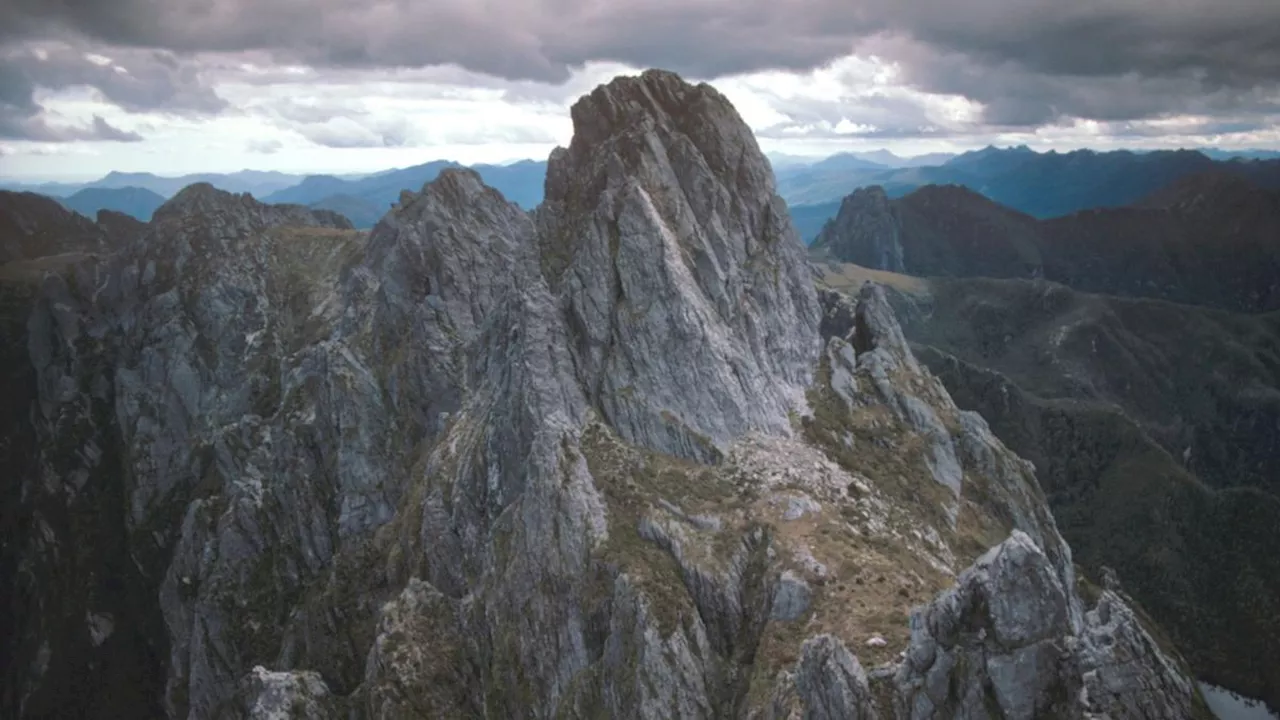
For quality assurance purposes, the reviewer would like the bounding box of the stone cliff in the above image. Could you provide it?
[1,71,1208,719]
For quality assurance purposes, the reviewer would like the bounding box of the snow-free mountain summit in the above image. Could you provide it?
[2,70,1210,719]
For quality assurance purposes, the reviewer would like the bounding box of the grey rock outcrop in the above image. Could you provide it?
[817,287,857,341]
[237,667,337,720]
[793,635,879,720]
[776,532,1203,720]
[1078,590,1202,718]
[812,187,904,272]
[539,69,821,461]
[893,531,1080,719]
[1,69,1207,720]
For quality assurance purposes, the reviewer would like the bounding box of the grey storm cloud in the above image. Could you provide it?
[869,34,1280,128]
[0,40,225,141]
[89,115,144,141]
[1,53,143,140]
[1,0,1278,132]
[0,111,142,142]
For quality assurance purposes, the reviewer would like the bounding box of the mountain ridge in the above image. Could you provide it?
[58,186,167,222]
[1,70,1210,720]
[843,270,1280,711]
[812,173,1280,312]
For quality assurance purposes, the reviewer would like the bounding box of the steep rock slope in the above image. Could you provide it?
[872,274,1280,710]
[0,193,160,718]
[537,71,822,461]
[0,191,109,263]
[3,70,1205,719]
[813,176,1280,312]
[812,186,1042,279]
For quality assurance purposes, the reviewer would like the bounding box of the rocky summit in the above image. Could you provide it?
[2,70,1209,719]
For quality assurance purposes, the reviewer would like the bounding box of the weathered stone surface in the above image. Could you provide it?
[539,68,821,461]
[811,187,904,273]
[237,667,337,720]
[1,69,1207,720]
[1078,591,1202,719]
[893,531,1079,720]
[793,635,878,720]
[889,531,1199,720]
[360,579,469,719]
[817,287,858,341]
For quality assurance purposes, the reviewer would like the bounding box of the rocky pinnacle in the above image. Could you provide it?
[0,71,1208,720]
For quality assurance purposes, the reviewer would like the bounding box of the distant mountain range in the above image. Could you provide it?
[766,150,955,170]
[812,170,1280,313]
[8,146,1280,234]
[784,146,1280,242]
[1202,149,1280,161]
[58,186,167,222]
[264,159,548,228]
[2,161,549,229]
[1,169,350,200]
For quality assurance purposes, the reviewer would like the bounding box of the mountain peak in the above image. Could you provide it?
[156,182,241,216]
[541,68,820,459]
[904,183,1024,213]
[425,166,486,196]
[3,68,1212,720]
[0,190,105,263]
[812,185,905,273]
[154,181,352,231]
[567,69,739,153]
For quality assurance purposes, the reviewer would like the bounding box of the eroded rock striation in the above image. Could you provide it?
[2,70,1207,719]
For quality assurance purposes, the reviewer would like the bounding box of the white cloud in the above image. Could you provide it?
[2,53,1277,180]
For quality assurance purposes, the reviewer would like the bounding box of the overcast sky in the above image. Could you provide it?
[2,0,1278,180]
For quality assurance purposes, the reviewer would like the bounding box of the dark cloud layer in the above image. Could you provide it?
[1,54,141,141]
[0,40,225,140]
[1,0,1278,138]
[0,111,142,142]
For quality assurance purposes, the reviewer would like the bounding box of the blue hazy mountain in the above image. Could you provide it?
[0,170,369,200]
[263,159,549,227]
[783,146,1280,242]
[9,147,1280,235]
[59,186,167,222]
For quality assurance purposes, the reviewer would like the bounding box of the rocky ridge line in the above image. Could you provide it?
[2,70,1208,719]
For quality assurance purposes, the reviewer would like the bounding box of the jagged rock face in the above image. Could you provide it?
[791,635,877,720]
[2,70,1206,720]
[771,532,1200,719]
[886,275,1280,710]
[894,531,1080,719]
[812,187,906,273]
[539,69,821,461]
[108,177,538,717]
[1,197,165,719]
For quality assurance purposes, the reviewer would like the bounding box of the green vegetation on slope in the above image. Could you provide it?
[880,274,1280,710]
